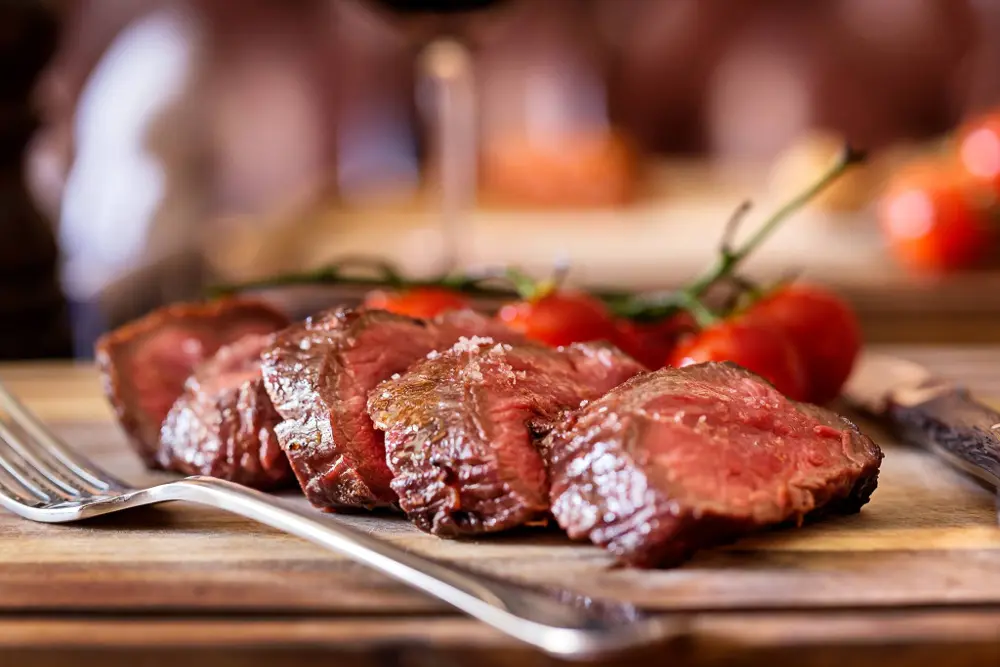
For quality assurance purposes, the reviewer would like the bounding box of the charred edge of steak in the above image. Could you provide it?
[95,298,290,467]
[158,333,294,490]
[261,308,394,509]
[368,339,550,537]
[262,308,425,509]
[544,362,884,568]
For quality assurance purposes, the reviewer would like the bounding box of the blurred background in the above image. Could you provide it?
[5,0,1000,359]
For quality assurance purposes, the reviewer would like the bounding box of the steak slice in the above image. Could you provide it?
[367,337,646,536]
[542,362,883,568]
[158,333,293,489]
[261,308,524,510]
[96,298,290,467]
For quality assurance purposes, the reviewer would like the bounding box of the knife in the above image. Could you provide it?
[841,351,1000,493]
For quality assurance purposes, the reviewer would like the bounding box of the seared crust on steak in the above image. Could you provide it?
[261,308,400,508]
[367,337,646,536]
[159,333,293,489]
[96,298,290,467]
[261,308,525,510]
[542,362,883,568]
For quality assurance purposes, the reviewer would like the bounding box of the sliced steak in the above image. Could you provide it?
[261,308,524,510]
[96,298,290,467]
[542,362,883,568]
[367,337,646,536]
[158,333,293,489]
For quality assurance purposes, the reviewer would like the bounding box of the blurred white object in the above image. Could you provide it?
[58,5,200,303]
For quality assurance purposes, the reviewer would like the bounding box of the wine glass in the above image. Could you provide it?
[354,0,517,275]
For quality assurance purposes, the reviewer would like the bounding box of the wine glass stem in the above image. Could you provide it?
[419,39,476,274]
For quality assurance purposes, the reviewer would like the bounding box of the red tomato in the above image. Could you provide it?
[669,318,808,401]
[958,113,1000,192]
[498,291,619,348]
[878,163,995,273]
[363,287,470,319]
[613,314,696,369]
[747,284,861,404]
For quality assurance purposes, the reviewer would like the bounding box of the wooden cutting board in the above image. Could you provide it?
[2,349,1000,667]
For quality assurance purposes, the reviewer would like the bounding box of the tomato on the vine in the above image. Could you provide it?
[498,290,619,348]
[747,284,860,404]
[363,287,470,319]
[613,313,695,369]
[669,317,808,401]
[878,163,995,273]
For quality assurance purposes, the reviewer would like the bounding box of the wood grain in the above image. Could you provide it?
[1,351,999,664]
[1,611,999,667]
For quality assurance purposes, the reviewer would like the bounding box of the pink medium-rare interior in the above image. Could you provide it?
[189,333,274,397]
[635,375,862,520]
[322,318,446,502]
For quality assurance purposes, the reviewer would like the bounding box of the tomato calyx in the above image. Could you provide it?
[504,262,571,303]
[496,262,631,351]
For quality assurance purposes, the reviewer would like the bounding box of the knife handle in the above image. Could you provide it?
[889,389,1000,487]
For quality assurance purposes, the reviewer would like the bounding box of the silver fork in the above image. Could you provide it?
[0,381,678,659]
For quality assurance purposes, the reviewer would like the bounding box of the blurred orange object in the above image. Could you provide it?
[363,287,470,319]
[480,130,638,208]
[878,161,997,273]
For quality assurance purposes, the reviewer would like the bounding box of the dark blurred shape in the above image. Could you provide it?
[606,0,738,155]
[0,0,70,360]
[608,0,978,159]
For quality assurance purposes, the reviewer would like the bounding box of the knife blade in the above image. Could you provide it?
[841,351,1000,492]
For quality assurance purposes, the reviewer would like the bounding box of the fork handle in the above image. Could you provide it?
[132,476,634,656]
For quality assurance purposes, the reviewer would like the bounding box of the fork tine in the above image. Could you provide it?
[0,381,129,492]
[0,461,46,511]
[0,419,82,498]
[0,438,55,503]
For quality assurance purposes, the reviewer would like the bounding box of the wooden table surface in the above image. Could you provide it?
[2,350,1000,666]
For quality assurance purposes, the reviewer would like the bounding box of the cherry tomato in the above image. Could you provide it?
[747,284,861,404]
[363,287,470,319]
[613,314,696,369]
[878,163,995,273]
[958,112,1000,192]
[498,291,619,348]
[669,318,808,401]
